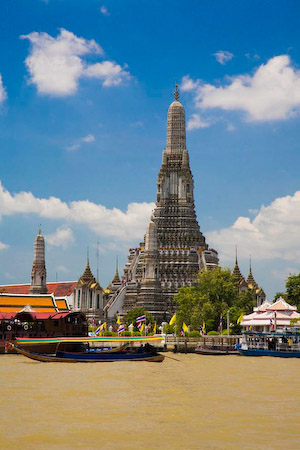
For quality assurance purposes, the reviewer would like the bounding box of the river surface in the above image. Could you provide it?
[0,354,299,450]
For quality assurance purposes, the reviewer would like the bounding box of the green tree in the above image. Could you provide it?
[175,267,241,333]
[273,292,287,301]
[286,273,300,310]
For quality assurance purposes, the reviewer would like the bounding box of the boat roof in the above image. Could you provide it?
[15,335,164,344]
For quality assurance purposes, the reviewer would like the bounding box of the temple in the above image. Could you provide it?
[29,228,47,294]
[106,86,219,321]
[233,250,266,306]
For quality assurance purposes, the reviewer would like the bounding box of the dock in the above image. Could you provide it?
[160,335,241,353]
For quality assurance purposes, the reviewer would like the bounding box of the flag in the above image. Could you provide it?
[182,322,189,333]
[249,325,252,331]
[136,314,146,323]
[117,325,125,333]
[92,316,95,326]
[95,325,101,335]
[153,322,157,334]
[128,323,134,334]
[138,322,144,332]
[180,322,189,336]
[218,315,223,333]
[237,313,244,324]
[202,321,206,335]
[99,322,107,333]
[270,318,274,330]
[169,313,176,325]
[117,316,121,325]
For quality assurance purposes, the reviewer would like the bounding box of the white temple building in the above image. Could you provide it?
[241,297,300,332]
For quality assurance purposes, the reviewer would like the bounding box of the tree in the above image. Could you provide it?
[175,268,241,332]
[286,273,300,310]
[273,292,287,301]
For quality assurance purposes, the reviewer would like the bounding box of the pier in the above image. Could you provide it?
[161,335,241,353]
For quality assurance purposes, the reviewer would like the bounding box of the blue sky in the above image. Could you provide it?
[0,0,300,298]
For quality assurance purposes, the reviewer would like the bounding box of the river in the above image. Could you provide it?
[0,354,299,449]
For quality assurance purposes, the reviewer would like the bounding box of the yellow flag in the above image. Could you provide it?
[153,322,157,334]
[249,325,252,331]
[128,323,134,334]
[140,323,144,333]
[237,314,244,324]
[202,321,206,333]
[169,313,176,325]
[117,316,121,325]
[182,322,189,333]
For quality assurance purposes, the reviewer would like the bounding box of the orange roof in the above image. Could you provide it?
[55,298,70,311]
[0,293,57,313]
[0,281,77,297]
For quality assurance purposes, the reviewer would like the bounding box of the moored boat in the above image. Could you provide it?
[195,346,239,355]
[8,340,164,362]
[239,330,300,358]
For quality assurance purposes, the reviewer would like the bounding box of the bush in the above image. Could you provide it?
[104,331,113,336]
[222,329,231,335]
[133,332,141,336]
[188,331,201,337]
[123,331,131,336]
[207,331,220,336]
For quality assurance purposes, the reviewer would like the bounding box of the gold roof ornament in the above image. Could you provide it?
[174,83,179,101]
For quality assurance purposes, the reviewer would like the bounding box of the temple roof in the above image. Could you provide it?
[77,259,102,290]
[0,293,58,313]
[0,282,77,297]
[247,259,258,289]
[232,249,245,283]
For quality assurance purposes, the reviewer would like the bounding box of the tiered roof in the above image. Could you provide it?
[0,282,77,297]
[0,293,58,313]
[77,259,102,290]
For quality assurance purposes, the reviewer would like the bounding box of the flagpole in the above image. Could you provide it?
[227,310,230,336]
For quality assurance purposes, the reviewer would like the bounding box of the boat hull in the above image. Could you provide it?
[239,348,300,358]
[11,345,164,362]
[195,348,239,355]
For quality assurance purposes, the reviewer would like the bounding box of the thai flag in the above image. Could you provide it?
[117,325,125,333]
[270,318,274,330]
[95,326,101,335]
[180,327,185,336]
[136,314,146,323]
[137,321,142,330]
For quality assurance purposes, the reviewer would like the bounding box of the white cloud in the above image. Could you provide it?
[181,75,200,92]
[130,121,143,128]
[84,61,130,87]
[0,74,7,103]
[227,122,235,131]
[214,50,234,65]
[0,241,9,250]
[21,29,130,96]
[0,181,155,242]
[100,5,110,16]
[182,55,300,121]
[187,113,211,131]
[65,143,80,152]
[45,226,75,248]
[65,134,95,151]
[207,191,300,264]
[82,134,95,143]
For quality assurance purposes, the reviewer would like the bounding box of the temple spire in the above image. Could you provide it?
[166,84,186,153]
[247,255,258,288]
[30,228,47,294]
[232,246,244,283]
[112,256,121,283]
[174,83,179,100]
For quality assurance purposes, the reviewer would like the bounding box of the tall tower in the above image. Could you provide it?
[29,228,47,294]
[120,86,218,320]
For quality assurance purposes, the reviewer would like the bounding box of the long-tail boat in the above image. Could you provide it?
[9,335,165,362]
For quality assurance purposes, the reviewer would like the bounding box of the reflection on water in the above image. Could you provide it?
[0,354,299,450]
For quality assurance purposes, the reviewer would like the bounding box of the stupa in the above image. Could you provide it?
[107,86,219,321]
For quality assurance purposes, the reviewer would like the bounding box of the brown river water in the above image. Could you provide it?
[0,354,299,450]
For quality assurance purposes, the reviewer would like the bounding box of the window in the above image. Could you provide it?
[77,290,81,308]
[90,291,93,309]
[97,294,100,309]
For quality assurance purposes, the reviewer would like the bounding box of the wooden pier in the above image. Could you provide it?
[160,335,241,353]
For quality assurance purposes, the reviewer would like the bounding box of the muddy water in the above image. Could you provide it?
[0,354,299,450]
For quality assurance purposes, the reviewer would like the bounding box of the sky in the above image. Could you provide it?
[0,0,300,299]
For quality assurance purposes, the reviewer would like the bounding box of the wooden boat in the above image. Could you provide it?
[239,330,300,358]
[9,342,165,363]
[195,346,239,355]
